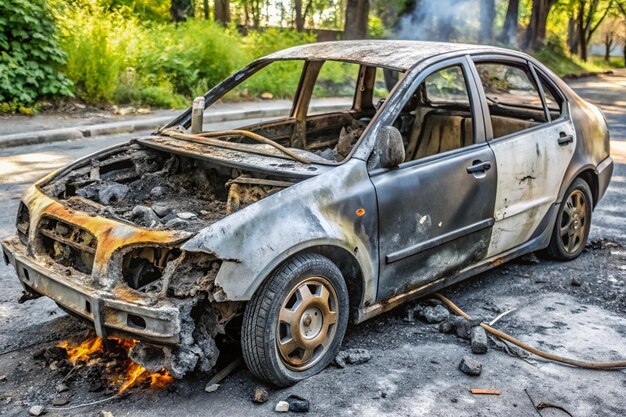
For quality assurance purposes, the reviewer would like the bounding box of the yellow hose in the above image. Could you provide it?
[434,293,626,370]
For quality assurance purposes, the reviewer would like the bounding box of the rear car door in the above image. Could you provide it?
[370,57,497,301]
[470,57,575,257]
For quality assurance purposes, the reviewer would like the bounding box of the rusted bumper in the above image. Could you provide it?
[2,236,181,345]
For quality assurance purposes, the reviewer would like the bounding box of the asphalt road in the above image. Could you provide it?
[0,74,625,417]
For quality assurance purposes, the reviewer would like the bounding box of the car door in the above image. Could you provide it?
[370,57,497,301]
[470,56,576,258]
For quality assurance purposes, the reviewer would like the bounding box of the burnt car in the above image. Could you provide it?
[1,40,613,386]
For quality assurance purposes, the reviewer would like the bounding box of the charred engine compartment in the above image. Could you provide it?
[41,142,297,232]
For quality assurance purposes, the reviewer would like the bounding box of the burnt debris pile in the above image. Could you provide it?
[41,143,293,232]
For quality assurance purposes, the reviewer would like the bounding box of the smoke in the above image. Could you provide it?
[393,0,482,43]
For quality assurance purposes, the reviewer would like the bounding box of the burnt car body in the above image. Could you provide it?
[2,41,613,385]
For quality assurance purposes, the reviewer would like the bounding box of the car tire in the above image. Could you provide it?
[241,253,349,387]
[547,178,593,261]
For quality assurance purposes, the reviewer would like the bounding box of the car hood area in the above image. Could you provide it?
[38,138,311,233]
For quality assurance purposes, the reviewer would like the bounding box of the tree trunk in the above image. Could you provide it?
[623,44,626,67]
[214,0,230,25]
[604,37,613,62]
[568,17,580,55]
[498,0,519,45]
[344,0,370,40]
[522,0,557,51]
[295,0,304,31]
[478,0,495,43]
[170,0,193,22]
[203,0,209,20]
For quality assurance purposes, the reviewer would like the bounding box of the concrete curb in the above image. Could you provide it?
[0,103,346,149]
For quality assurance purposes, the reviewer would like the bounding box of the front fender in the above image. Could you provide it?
[181,159,379,304]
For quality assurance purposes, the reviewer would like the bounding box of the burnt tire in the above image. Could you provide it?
[241,253,349,387]
[547,178,593,261]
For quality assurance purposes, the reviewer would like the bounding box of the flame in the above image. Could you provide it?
[58,336,173,394]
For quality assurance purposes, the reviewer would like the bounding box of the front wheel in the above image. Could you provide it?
[547,178,593,260]
[241,254,349,387]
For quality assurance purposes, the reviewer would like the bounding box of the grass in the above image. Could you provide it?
[531,46,624,78]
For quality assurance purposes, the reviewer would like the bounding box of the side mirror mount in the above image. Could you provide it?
[374,126,405,168]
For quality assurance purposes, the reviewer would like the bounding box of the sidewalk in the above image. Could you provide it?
[0,98,350,149]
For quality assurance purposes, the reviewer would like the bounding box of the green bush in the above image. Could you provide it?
[0,0,73,110]
[55,1,146,104]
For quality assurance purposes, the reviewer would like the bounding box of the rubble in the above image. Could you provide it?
[286,395,310,412]
[28,405,45,416]
[438,316,482,339]
[41,143,294,233]
[335,348,371,368]
[205,383,220,393]
[56,383,69,393]
[99,412,114,417]
[51,395,70,406]
[571,277,583,287]
[275,401,290,412]
[253,387,269,404]
[459,356,482,376]
[422,305,449,323]
[470,327,489,354]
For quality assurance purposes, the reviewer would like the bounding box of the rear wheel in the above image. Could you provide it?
[547,178,592,260]
[241,254,349,387]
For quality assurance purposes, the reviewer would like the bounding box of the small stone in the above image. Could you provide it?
[0,375,6,382]
[56,383,69,393]
[519,252,540,264]
[422,305,449,323]
[132,205,160,227]
[165,218,186,229]
[335,348,371,368]
[571,277,582,287]
[99,412,114,417]
[286,395,309,412]
[152,204,171,217]
[252,387,269,404]
[470,326,489,354]
[275,400,289,412]
[28,405,45,416]
[98,183,129,205]
[52,395,70,406]
[205,383,219,393]
[438,319,455,334]
[150,186,165,198]
[455,317,482,340]
[260,92,274,100]
[137,108,152,115]
[177,212,197,220]
[459,356,482,376]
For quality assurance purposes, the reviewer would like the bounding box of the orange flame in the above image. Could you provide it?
[58,336,173,393]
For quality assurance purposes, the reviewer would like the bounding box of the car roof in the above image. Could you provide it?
[263,40,508,71]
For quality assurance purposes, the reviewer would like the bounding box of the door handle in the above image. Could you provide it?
[558,133,574,146]
[466,161,492,174]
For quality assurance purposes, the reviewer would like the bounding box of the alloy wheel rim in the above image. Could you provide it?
[560,189,587,254]
[276,277,339,371]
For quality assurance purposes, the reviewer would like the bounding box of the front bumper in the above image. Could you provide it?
[2,236,181,345]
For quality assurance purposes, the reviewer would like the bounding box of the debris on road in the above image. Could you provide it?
[275,400,289,412]
[335,348,371,368]
[470,388,501,395]
[252,386,269,404]
[571,277,583,287]
[205,383,220,393]
[286,395,310,412]
[28,405,45,416]
[0,374,6,382]
[99,411,114,417]
[459,356,482,376]
[51,395,70,406]
[471,327,489,354]
[421,304,449,323]
[56,383,69,393]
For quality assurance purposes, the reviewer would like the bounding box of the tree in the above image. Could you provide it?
[478,0,495,43]
[575,0,615,61]
[497,0,519,45]
[204,0,210,20]
[214,0,231,25]
[523,0,559,51]
[344,0,370,39]
[170,0,194,22]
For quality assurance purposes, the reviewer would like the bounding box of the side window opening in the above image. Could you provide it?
[390,64,476,162]
[537,72,564,121]
[475,62,548,139]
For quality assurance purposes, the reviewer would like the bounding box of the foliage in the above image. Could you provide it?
[0,0,73,111]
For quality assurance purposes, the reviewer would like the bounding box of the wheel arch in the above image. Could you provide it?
[558,164,599,208]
